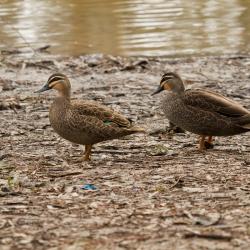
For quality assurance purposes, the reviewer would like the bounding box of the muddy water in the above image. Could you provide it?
[0,0,250,56]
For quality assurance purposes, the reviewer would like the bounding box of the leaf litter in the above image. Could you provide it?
[0,53,250,249]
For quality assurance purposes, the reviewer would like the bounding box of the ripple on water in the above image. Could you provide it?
[0,0,249,56]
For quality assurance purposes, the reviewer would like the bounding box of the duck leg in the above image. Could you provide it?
[208,136,213,143]
[84,145,92,161]
[199,135,206,150]
[204,136,214,149]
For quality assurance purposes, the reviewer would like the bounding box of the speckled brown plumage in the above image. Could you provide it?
[36,73,144,160]
[153,72,250,150]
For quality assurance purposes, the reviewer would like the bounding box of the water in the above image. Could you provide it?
[0,0,250,57]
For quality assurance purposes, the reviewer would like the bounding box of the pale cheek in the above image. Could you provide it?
[53,85,65,92]
[163,84,172,91]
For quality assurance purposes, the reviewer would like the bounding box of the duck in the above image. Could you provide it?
[152,72,250,150]
[36,73,144,161]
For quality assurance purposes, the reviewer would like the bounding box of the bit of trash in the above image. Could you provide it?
[81,184,97,190]
[148,144,177,156]
[148,144,169,156]
[184,210,221,226]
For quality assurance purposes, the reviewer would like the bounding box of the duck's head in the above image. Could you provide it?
[35,73,71,97]
[152,72,185,95]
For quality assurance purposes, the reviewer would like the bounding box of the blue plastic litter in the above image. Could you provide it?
[81,184,97,190]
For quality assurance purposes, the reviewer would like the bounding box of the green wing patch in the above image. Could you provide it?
[104,120,112,126]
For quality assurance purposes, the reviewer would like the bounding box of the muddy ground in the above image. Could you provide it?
[0,53,250,250]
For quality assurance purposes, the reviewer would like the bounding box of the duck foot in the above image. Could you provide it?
[205,136,214,149]
[204,141,214,149]
[199,135,214,150]
[83,145,92,161]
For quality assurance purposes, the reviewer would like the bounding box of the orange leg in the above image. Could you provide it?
[199,135,206,151]
[207,136,213,144]
[203,136,214,149]
[84,145,92,161]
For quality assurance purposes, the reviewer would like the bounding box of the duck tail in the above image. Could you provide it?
[129,126,146,133]
[239,114,250,130]
[242,124,250,129]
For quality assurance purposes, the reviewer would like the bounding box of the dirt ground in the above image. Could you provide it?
[0,53,250,250]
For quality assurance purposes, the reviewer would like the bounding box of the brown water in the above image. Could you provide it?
[0,0,250,57]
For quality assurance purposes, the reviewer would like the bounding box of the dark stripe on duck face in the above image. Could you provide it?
[48,75,65,84]
[162,72,175,78]
[160,73,175,84]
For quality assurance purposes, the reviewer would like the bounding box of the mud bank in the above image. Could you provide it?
[0,53,250,249]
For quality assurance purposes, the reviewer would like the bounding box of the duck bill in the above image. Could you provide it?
[152,86,163,95]
[34,84,50,93]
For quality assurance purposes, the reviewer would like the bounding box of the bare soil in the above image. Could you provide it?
[0,53,250,250]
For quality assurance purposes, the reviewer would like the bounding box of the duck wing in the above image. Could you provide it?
[183,89,250,118]
[71,100,132,128]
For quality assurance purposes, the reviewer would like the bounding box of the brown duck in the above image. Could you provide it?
[36,73,144,161]
[152,72,250,150]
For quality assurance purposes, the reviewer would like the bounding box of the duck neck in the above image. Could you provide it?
[57,89,71,100]
[53,89,71,107]
[173,80,185,94]
[51,95,71,118]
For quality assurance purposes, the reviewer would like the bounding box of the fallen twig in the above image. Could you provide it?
[184,230,232,241]
[48,171,83,178]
